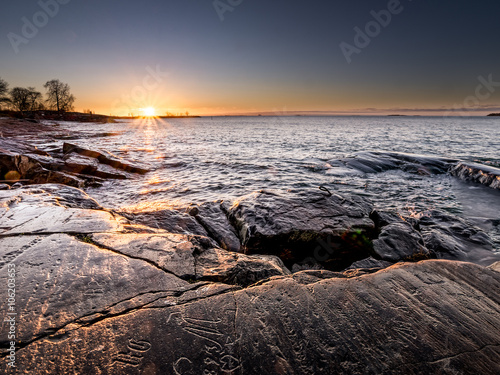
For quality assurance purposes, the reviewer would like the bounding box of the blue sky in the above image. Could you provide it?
[1,0,500,115]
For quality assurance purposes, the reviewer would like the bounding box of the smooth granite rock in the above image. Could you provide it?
[0,234,193,345]
[372,222,430,262]
[226,189,375,270]
[63,142,150,175]
[346,256,394,270]
[2,260,499,374]
[91,233,289,286]
[489,261,500,273]
[119,209,209,236]
[329,151,455,176]
[419,210,500,266]
[0,186,122,236]
[63,154,128,180]
[195,201,242,252]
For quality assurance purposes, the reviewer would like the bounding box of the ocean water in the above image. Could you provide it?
[48,116,500,243]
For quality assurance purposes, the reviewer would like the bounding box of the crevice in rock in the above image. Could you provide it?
[72,234,186,280]
[2,283,238,357]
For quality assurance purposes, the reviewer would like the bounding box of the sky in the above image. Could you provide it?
[1,0,500,116]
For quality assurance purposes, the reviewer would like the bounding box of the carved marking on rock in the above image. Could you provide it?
[168,312,241,373]
[111,338,152,367]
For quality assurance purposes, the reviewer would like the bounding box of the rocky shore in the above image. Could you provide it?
[1,118,500,374]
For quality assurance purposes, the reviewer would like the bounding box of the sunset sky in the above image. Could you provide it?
[1,0,500,116]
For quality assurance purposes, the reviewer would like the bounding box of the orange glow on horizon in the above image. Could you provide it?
[142,107,156,117]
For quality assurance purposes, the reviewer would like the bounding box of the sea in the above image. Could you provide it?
[45,116,500,245]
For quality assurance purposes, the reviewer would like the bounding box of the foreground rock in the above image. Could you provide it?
[1,184,500,374]
[194,201,242,252]
[2,260,499,374]
[227,189,375,270]
[91,232,289,286]
[118,208,209,237]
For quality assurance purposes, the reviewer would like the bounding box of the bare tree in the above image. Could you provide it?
[44,79,75,112]
[10,87,43,114]
[0,77,11,110]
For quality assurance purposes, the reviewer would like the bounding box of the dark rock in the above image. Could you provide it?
[195,201,242,252]
[372,222,430,262]
[346,256,394,270]
[63,142,150,175]
[450,161,500,189]
[330,151,454,175]
[4,260,500,374]
[370,210,405,227]
[119,209,209,236]
[186,206,199,216]
[91,233,289,287]
[419,210,500,266]
[0,139,84,188]
[291,257,325,273]
[63,154,128,179]
[227,189,375,270]
[0,233,196,345]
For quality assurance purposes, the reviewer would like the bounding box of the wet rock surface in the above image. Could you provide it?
[2,259,499,374]
[372,222,430,262]
[63,142,150,175]
[419,210,500,266]
[91,232,289,286]
[0,121,150,188]
[328,151,456,175]
[450,161,500,189]
[194,201,242,252]
[119,209,209,237]
[1,127,500,374]
[226,189,375,270]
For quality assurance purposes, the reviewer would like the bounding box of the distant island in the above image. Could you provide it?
[487,113,500,117]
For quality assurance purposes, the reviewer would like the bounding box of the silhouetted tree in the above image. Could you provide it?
[44,79,75,112]
[0,77,11,110]
[10,87,43,114]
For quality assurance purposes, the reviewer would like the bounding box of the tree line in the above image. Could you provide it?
[0,77,75,114]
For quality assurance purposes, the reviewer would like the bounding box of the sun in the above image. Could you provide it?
[142,107,156,117]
